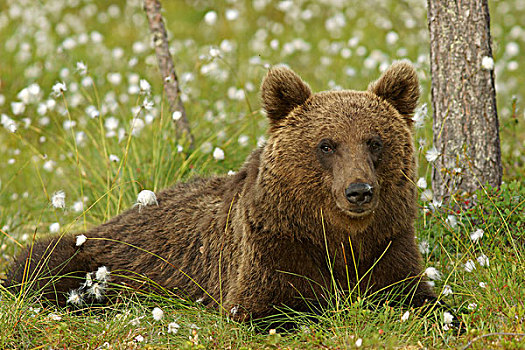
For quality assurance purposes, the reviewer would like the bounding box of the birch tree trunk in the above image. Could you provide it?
[427,0,502,202]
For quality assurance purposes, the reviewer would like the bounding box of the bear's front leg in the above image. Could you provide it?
[360,233,435,307]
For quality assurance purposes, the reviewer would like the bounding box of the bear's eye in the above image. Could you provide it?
[367,138,383,154]
[318,139,336,154]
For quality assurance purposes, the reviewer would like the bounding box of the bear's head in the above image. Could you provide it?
[259,62,419,233]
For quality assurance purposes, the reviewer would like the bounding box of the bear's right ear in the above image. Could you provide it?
[261,66,312,122]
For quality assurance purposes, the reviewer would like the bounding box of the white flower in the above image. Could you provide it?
[49,222,60,233]
[51,190,66,209]
[230,306,238,315]
[72,201,84,212]
[135,190,158,210]
[11,102,25,115]
[130,117,145,136]
[446,215,458,228]
[477,254,489,267]
[168,322,180,334]
[416,177,427,189]
[470,229,484,242]
[443,311,454,324]
[505,42,519,57]
[425,267,441,280]
[139,79,151,93]
[83,273,93,288]
[213,147,225,161]
[86,105,100,118]
[76,234,87,246]
[76,61,88,75]
[96,266,110,281]
[52,82,67,96]
[467,303,477,310]
[105,116,119,131]
[48,313,62,321]
[465,259,476,272]
[1,114,17,132]
[134,335,144,342]
[425,146,440,162]
[204,10,217,25]
[88,282,105,300]
[200,141,213,154]
[142,97,153,110]
[355,338,363,347]
[420,189,433,202]
[269,329,276,335]
[481,56,494,70]
[442,285,453,296]
[401,311,410,322]
[238,135,249,147]
[109,154,120,162]
[209,47,221,58]
[67,290,83,305]
[479,282,486,288]
[412,103,427,128]
[172,111,182,121]
[152,307,164,321]
[418,240,430,254]
[225,8,239,21]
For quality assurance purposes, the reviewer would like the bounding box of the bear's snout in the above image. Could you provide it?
[345,182,373,206]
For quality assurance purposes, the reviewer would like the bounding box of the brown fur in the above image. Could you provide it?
[6,62,434,320]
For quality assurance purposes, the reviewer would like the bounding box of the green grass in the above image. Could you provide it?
[0,0,524,348]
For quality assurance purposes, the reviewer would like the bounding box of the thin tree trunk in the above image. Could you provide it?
[427,0,502,202]
[144,0,194,147]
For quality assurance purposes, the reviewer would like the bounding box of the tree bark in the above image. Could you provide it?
[427,0,502,202]
[144,0,194,147]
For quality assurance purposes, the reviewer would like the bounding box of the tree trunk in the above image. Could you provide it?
[144,0,194,147]
[427,0,502,202]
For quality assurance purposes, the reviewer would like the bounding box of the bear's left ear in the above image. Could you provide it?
[261,66,312,123]
[368,61,420,119]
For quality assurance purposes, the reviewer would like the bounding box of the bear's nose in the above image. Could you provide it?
[345,183,373,205]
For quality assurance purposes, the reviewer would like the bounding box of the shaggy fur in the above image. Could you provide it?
[6,62,435,320]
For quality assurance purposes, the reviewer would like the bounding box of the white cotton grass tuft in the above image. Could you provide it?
[412,103,427,128]
[443,311,454,324]
[96,266,110,281]
[88,282,105,300]
[420,189,433,202]
[477,254,489,267]
[1,114,18,133]
[416,177,427,189]
[67,289,83,305]
[172,111,182,121]
[470,229,484,242]
[355,338,363,347]
[49,222,60,233]
[152,307,164,321]
[424,267,441,280]
[465,259,476,272]
[167,322,180,334]
[51,190,66,209]
[442,285,453,296]
[52,81,67,96]
[401,310,410,322]
[481,56,494,70]
[135,190,158,211]
[213,147,225,160]
[425,146,440,163]
[76,234,87,246]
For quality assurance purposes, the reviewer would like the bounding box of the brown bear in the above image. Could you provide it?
[6,62,436,321]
